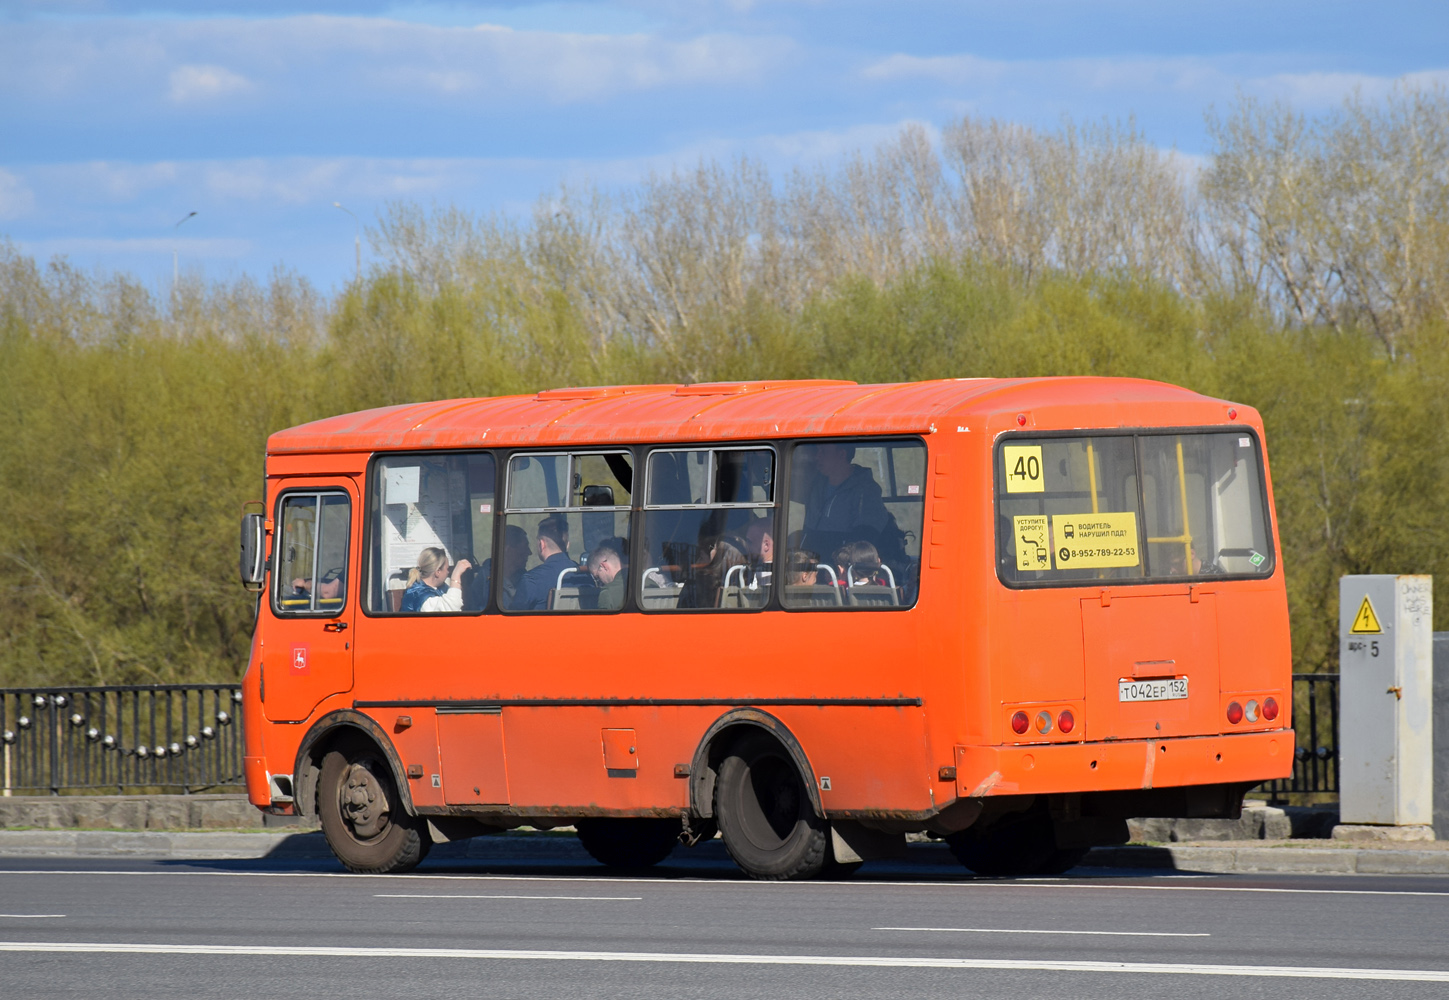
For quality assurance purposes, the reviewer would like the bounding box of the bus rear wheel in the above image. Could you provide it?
[318,737,430,874]
[575,818,680,868]
[946,804,1072,877]
[714,733,827,881]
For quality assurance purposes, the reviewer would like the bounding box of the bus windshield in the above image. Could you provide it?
[996,430,1273,586]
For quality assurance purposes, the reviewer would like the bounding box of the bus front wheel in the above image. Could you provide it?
[318,737,430,874]
[713,733,828,881]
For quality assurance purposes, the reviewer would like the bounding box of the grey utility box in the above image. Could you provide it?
[1339,575,1433,827]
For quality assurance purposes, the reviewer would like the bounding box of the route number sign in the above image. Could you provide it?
[1003,445,1044,493]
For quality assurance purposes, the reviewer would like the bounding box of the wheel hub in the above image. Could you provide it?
[341,761,390,840]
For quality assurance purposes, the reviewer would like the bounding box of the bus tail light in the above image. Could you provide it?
[1245,699,1260,723]
[1057,709,1075,734]
[1011,711,1030,735]
[1262,697,1279,722]
[1226,701,1243,725]
[1034,711,1053,735]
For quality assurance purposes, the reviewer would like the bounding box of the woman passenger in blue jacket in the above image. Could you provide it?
[401,547,471,613]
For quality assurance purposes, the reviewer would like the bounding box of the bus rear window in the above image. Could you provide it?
[996,431,1273,586]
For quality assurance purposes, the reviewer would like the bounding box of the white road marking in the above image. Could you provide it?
[876,926,1210,938]
[0,914,64,919]
[0,941,1446,981]
[375,894,640,901]
[2,870,1447,898]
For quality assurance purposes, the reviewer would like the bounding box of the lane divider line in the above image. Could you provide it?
[374,894,641,901]
[0,941,1446,981]
[875,926,1210,938]
[0,914,64,919]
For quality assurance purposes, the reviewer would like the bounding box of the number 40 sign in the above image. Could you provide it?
[1003,445,1044,493]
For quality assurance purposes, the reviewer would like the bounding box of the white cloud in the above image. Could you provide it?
[863,52,1241,96]
[861,49,1449,118]
[0,16,791,112]
[0,168,36,220]
[372,24,792,103]
[863,53,1008,86]
[167,64,255,103]
[1251,68,1449,108]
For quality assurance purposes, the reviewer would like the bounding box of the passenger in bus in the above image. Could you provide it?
[743,517,774,590]
[835,540,889,588]
[467,524,529,610]
[802,443,897,557]
[587,543,625,610]
[678,535,748,608]
[511,515,578,611]
[1164,544,1209,576]
[400,547,471,613]
[784,549,821,585]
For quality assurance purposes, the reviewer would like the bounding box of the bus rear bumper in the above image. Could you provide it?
[954,729,1295,799]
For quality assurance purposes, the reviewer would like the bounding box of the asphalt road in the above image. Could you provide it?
[1,836,1448,999]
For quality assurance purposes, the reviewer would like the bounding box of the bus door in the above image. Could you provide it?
[1082,591,1220,739]
[266,482,358,723]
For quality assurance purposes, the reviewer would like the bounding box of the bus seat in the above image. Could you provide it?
[718,585,766,609]
[556,568,592,588]
[387,572,408,612]
[641,586,681,609]
[846,585,900,607]
[549,588,583,611]
[785,584,843,607]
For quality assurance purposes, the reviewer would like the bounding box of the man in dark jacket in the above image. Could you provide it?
[802,442,896,556]
[511,515,578,611]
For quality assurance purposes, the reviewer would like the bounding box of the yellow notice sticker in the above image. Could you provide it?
[1012,515,1051,572]
[1350,595,1383,634]
[1051,511,1140,569]
[1003,445,1044,493]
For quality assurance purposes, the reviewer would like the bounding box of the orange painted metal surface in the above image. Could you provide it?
[243,377,1294,823]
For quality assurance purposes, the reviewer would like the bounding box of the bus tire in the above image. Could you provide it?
[317,737,430,874]
[714,733,827,881]
[575,818,680,868]
[945,810,1055,877]
[1036,846,1090,875]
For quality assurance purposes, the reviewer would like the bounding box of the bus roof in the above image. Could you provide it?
[267,377,1240,455]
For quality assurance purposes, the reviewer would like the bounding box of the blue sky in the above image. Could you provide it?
[2,0,1445,293]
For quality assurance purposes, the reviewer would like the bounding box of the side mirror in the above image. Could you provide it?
[240,512,266,589]
[581,484,614,507]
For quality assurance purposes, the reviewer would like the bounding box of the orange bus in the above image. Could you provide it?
[239,377,1294,879]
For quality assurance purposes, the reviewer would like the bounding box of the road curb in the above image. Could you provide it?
[0,829,333,859]
[1083,844,1449,875]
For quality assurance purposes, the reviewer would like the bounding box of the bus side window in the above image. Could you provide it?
[783,439,924,610]
[369,452,495,614]
[501,451,632,613]
[639,447,775,612]
[274,492,350,615]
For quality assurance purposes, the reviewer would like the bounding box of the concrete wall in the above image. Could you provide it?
[1434,633,1449,838]
[0,794,313,831]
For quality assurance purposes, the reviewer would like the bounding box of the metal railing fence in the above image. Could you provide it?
[1,685,243,796]
[1261,673,1339,802]
[0,675,1339,799]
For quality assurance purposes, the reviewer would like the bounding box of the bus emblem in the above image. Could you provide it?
[291,645,310,674]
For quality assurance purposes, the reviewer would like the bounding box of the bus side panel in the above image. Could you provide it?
[1216,584,1293,698]
[501,706,700,814]
[379,708,446,810]
[992,589,1087,707]
[779,705,934,815]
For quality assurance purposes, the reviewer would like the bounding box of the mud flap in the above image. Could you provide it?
[830,821,907,863]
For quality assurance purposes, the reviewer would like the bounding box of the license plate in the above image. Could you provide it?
[1119,677,1188,702]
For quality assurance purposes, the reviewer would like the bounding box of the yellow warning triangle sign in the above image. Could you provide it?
[1350,595,1383,634]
